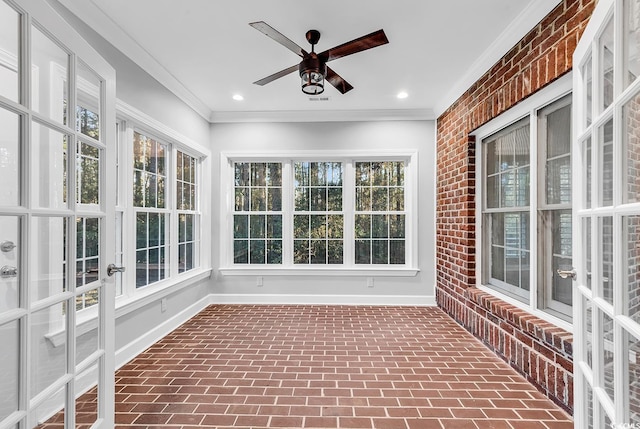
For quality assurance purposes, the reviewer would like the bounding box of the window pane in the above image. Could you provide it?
[626,0,640,88]
[584,54,593,127]
[267,240,282,264]
[600,119,614,206]
[355,240,371,264]
[602,311,615,402]
[133,132,167,209]
[234,240,248,264]
[0,1,19,103]
[624,215,640,324]
[624,91,640,204]
[328,241,343,264]
[0,108,20,206]
[550,210,572,306]
[484,120,530,210]
[546,157,571,205]
[235,162,250,186]
[625,329,640,423]
[599,17,614,111]
[601,217,614,304]
[32,25,68,125]
[294,240,310,264]
[135,212,166,287]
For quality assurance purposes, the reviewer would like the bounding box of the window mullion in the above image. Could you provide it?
[530,112,539,311]
[283,160,293,266]
[343,160,355,267]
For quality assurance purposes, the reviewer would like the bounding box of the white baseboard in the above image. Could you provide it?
[208,294,436,306]
[114,295,212,370]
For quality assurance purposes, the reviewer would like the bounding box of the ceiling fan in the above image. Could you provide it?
[249,21,389,95]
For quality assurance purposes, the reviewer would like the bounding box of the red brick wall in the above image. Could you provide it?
[436,0,596,414]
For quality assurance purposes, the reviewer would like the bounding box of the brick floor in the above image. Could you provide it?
[38,305,574,428]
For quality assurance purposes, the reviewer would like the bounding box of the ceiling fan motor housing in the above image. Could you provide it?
[299,53,327,95]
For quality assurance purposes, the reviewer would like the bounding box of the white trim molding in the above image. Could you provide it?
[210,109,435,123]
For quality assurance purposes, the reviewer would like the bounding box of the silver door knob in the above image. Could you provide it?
[0,241,16,252]
[107,264,126,277]
[556,268,577,280]
[0,265,18,278]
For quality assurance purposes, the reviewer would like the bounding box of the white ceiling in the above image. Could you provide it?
[58,0,561,122]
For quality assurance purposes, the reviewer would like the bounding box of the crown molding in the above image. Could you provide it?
[433,0,562,117]
[210,108,435,123]
[54,0,213,121]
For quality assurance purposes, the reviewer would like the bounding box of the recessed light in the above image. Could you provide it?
[397,91,408,99]
[232,94,244,101]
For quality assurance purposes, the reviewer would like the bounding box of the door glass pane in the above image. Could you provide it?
[31,25,68,125]
[31,301,66,399]
[75,367,98,427]
[0,320,19,422]
[31,216,67,303]
[624,91,640,204]
[77,143,99,205]
[75,217,100,310]
[625,0,640,88]
[585,378,594,429]
[32,385,65,428]
[76,61,101,141]
[602,311,615,402]
[600,119,614,206]
[584,217,592,290]
[0,216,20,312]
[32,122,68,209]
[584,296,593,367]
[601,216,614,304]
[626,329,640,424]
[624,215,640,324]
[582,137,592,208]
[0,1,19,103]
[584,54,593,127]
[600,17,614,112]
[0,107,20,207]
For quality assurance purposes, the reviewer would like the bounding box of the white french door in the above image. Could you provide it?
[0,0,116,428]
[573,0,640,427]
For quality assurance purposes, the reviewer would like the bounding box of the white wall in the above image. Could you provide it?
[210,120,436,304]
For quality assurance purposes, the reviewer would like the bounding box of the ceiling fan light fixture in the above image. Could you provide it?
[299,54,326,95]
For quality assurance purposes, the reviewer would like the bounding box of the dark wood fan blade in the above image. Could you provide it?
[325,67,353,94]
[319,29,388,63]
[253,64,299,86]
[249,21,308,57]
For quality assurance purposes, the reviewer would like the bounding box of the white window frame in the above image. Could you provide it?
[219,150,419,277]
[474,73,573,332]
[116,101,210,303]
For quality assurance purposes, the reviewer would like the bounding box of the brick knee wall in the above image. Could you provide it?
[435,0,596,414]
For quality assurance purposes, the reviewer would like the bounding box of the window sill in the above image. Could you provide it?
[45,267,212,347]
[474,284,573,334]
[218,266,420,277]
